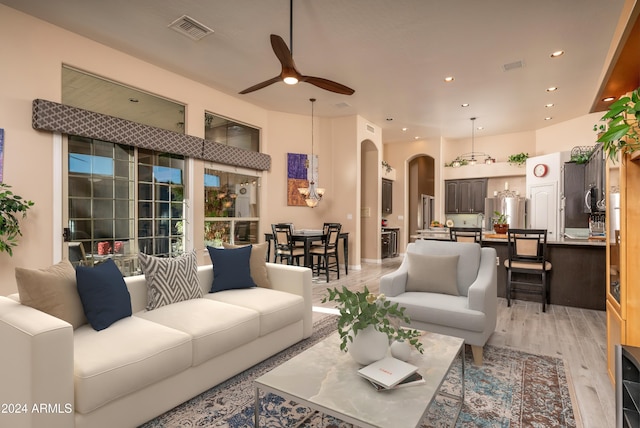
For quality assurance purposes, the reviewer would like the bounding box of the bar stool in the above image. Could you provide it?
[504,228,552,312]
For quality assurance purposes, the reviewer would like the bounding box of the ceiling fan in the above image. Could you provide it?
[238,0,354,96]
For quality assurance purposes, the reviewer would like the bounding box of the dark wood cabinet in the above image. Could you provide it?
[445,178,487,214]
[564,162,590,228]
[382,178,393,214]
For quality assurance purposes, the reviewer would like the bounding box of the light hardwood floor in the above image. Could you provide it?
[309,257,614,428]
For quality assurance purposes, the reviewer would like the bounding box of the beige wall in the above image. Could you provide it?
[0,5,284,294]
[0,4,607,295]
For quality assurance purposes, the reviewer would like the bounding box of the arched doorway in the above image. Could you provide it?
[407,155,435,238]
[360,139,379,262]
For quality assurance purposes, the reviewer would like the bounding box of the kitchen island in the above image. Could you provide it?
[410,230,606,310]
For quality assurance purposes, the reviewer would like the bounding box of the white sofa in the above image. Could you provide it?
[0,262,312,428]
[380,240,497,365]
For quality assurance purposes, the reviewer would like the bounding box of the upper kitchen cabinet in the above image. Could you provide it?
[382,178,393,214]
[445,178,487,214]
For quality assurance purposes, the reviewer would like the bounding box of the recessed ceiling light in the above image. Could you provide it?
[444,76,455,83]
[545,103,555,108]
[461,103,469,107]
[402,127,408,131]
[477,126,484,130]
[550,50,565,58]
[414,136,420,140]
[544,117,553,121]
[546,87,558,92]
[602,96,615,102]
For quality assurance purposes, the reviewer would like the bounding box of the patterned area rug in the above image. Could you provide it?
[140,316,575,428]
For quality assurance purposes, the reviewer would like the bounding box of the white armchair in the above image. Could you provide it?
[380,240,497,365]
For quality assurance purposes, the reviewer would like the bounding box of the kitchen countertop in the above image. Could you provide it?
[411,230,606,247]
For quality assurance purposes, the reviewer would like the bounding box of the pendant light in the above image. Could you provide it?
[451,117,494,167]
[298,98,325,207]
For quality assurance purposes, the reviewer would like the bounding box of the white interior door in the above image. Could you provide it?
[529,182,558,239]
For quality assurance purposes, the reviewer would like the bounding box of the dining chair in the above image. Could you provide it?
[450,227,483,244]
[311,222,342,248]
[504,228,552,312]
[309,223,341,282]
[271,223,305,265]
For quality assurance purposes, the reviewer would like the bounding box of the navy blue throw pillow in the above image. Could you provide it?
[207,245,257,292]
[76,259,132,331]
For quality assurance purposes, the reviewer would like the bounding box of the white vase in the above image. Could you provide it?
[348,325,389,365]
[390,339,412,361]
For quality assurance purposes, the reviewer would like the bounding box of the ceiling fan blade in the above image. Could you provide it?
[238,76,281,94]
[301,76,355,95]
[270,34,297,70]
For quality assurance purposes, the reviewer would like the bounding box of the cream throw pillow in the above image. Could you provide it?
[405,253,460,296]
[15,259,87,328]
[222,242,271,289]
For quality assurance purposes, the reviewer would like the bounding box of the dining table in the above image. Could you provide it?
[263,230,349,275]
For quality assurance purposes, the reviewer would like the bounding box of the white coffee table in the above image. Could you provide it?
[254,330,464,428]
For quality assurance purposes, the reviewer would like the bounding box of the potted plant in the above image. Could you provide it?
[507,152,529,166]
[594,87,640,161]
[0,183,34,256]
[322,286,423,364]
[493,211,509,234]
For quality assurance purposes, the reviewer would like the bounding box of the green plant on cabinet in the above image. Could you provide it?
[507,152,529,166]
[594,87,640,161]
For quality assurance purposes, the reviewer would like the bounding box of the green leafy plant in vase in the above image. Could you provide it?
[0,183,34,256]
[493,211,509,234]
[322,286,423,364]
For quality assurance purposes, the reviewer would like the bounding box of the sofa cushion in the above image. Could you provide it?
[388,292,486,333]
[15,259,87,329]
[76,259,132,331]
[73,316,192,414]
[138,250,202,311]
[207,245,257,292]
[405,253,459,296]
[205,288,304,336]
[136,298,260,366]
[222,242,271,289]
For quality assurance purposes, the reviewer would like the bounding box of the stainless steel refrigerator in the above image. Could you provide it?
[418,194,435,230]
[484,197,527,230]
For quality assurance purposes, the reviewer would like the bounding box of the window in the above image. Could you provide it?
[67,136,186,275]
[137,150,186,257]
[205,112,260,152]
[204,168,260,247]
[68,136,136,271]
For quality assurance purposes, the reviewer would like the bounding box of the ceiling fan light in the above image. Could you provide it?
[283,76,298,85]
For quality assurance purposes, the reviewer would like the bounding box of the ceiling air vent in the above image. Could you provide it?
[502,60,524,72]
[366,124,375,133]
[169,15,214,41]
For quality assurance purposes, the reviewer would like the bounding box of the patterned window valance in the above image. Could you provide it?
[32,99,271,171]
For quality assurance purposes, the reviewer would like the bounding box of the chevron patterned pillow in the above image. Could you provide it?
[139,250,202,311]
